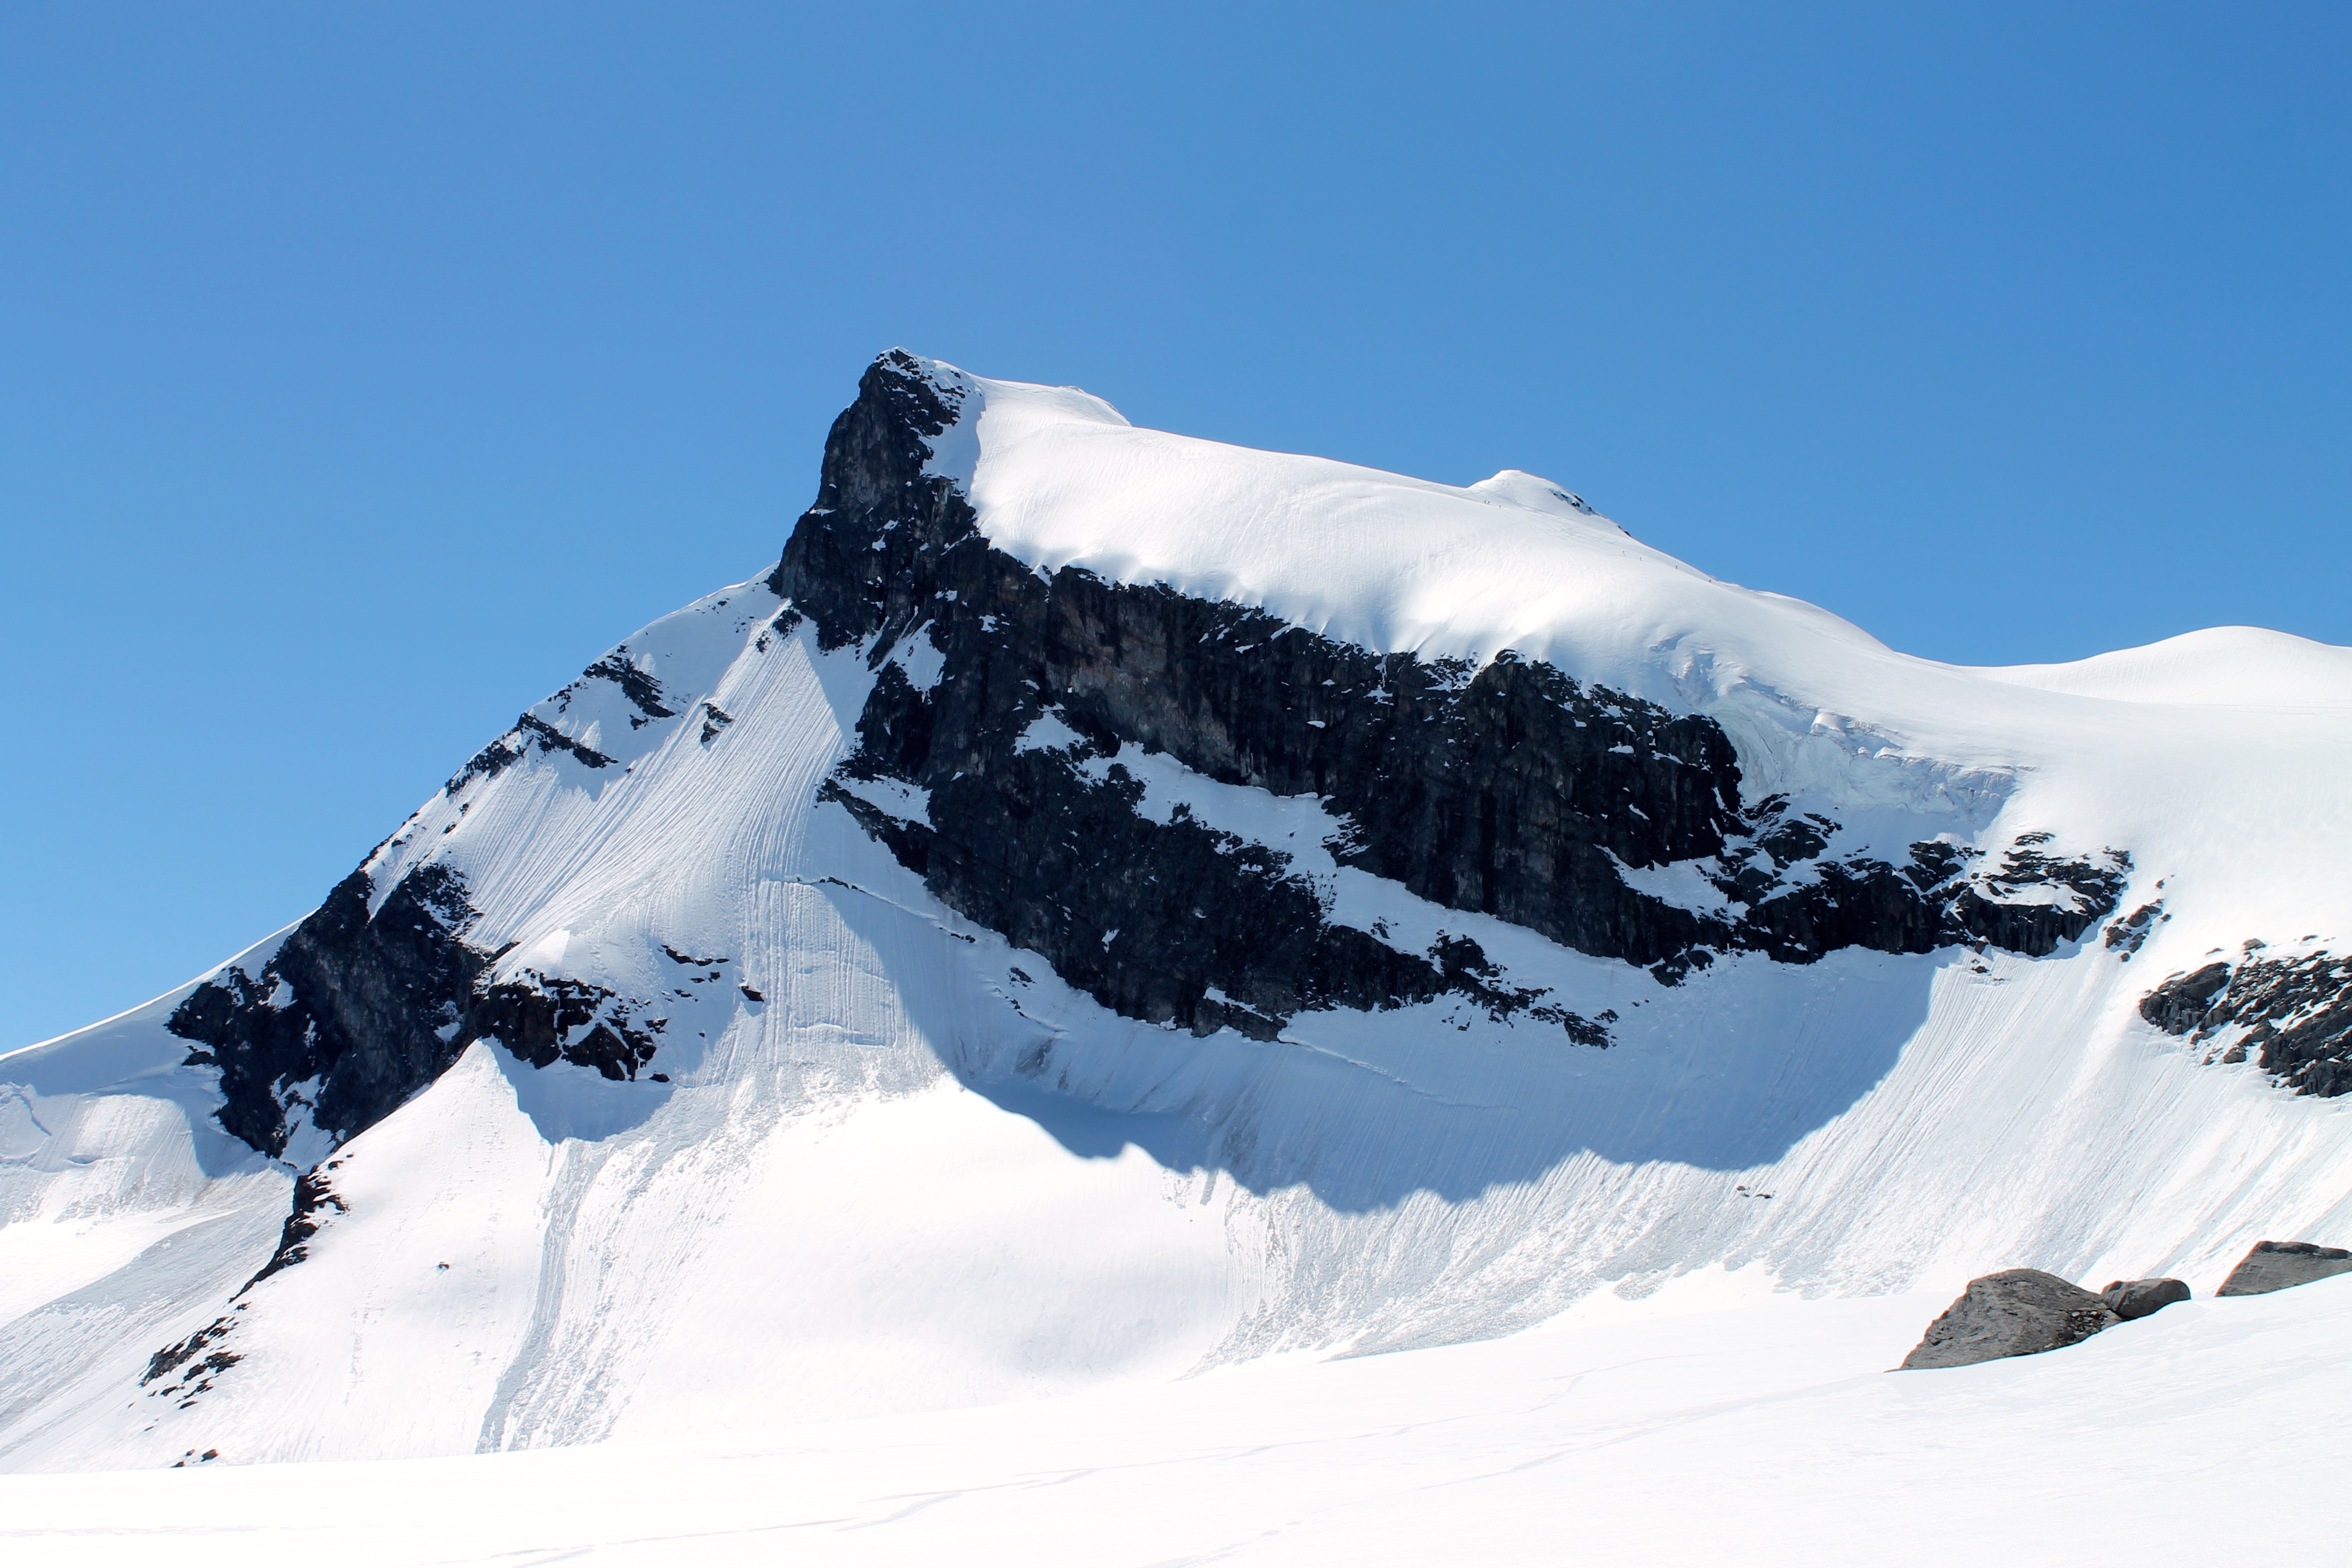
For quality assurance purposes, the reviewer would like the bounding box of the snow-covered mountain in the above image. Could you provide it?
[6,350,2351,1474]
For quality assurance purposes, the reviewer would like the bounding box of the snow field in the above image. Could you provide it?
[3,1273,2344,1566]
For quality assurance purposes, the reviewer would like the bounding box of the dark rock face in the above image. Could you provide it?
[1936,834,2129,958]
[2099,1276,2190,1320]
[167,866,489,1158]
[779,351,2130,1046]
[2103,900,2164,959]
[2215,1240,2352,1297]
[2140,948,2352,1097]
[167,862,676,1161]
[2142,961,2231,1030]
[1898,1268,2121,1369]
[240,1163,349,1293]
[472,971,666,1081]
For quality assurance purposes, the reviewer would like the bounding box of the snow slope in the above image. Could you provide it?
[4,354,2350,1478]
[6,1275,2348,1566]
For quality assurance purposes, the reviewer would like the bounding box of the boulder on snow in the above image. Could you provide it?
[1898,1268,2120,1370]
[2215,1240,2352,1297]
[2098,1276,2191,1320]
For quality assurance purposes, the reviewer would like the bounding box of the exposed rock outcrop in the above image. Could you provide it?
[2215,1240,2352,1297]
[445,651,678,792]
[238,1163,349,1294]
[471,970,666,1081]
[1898,1268,2121,1369]
[166,866,488,1158]
[167,862,676,1160]
[2099,1276,2190,1320]
[2102,899,2164,958]
[2140,947,2352,1097]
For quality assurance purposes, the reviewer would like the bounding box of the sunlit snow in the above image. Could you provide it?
[3,358,2349,1560]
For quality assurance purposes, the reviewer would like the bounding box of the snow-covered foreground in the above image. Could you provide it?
[7,1275,2344,1566]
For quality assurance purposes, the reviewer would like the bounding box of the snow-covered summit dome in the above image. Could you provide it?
[1465,467,1613,526]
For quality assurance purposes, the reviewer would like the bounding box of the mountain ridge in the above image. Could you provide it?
[4,349,2350,1471]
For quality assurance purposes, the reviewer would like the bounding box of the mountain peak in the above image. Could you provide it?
[5,351,2350,1474]
[1465,468,1611,526]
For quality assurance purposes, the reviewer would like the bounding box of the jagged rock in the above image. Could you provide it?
[1898,1268,2121,1369]
[2103,900,2163,957]
[471,969,665,1081]
[166,859,675,1158]
[2099,1276,2190,1320]
[2139,949,2352,1098]
[2215,1240,2352,1297]
[166,865,488,1156]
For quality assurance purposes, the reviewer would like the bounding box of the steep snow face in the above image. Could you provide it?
[5,350,2352,1474]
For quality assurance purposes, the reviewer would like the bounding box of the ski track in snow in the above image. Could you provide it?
[2,359,2350,1515]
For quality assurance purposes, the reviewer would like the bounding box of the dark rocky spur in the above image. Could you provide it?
[444,645,683,794]
[166,865,488,1157]
[166,865,674,1160]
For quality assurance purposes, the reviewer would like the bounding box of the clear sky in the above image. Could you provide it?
[5,3,2346,1049]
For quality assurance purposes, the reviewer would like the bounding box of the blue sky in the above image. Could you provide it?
[5,3,2346,1048]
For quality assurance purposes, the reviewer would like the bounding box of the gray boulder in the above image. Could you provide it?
[1899,1268,2120,1370]
[2099,1276,2191,1320]
[2215,1240,2352,1297]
